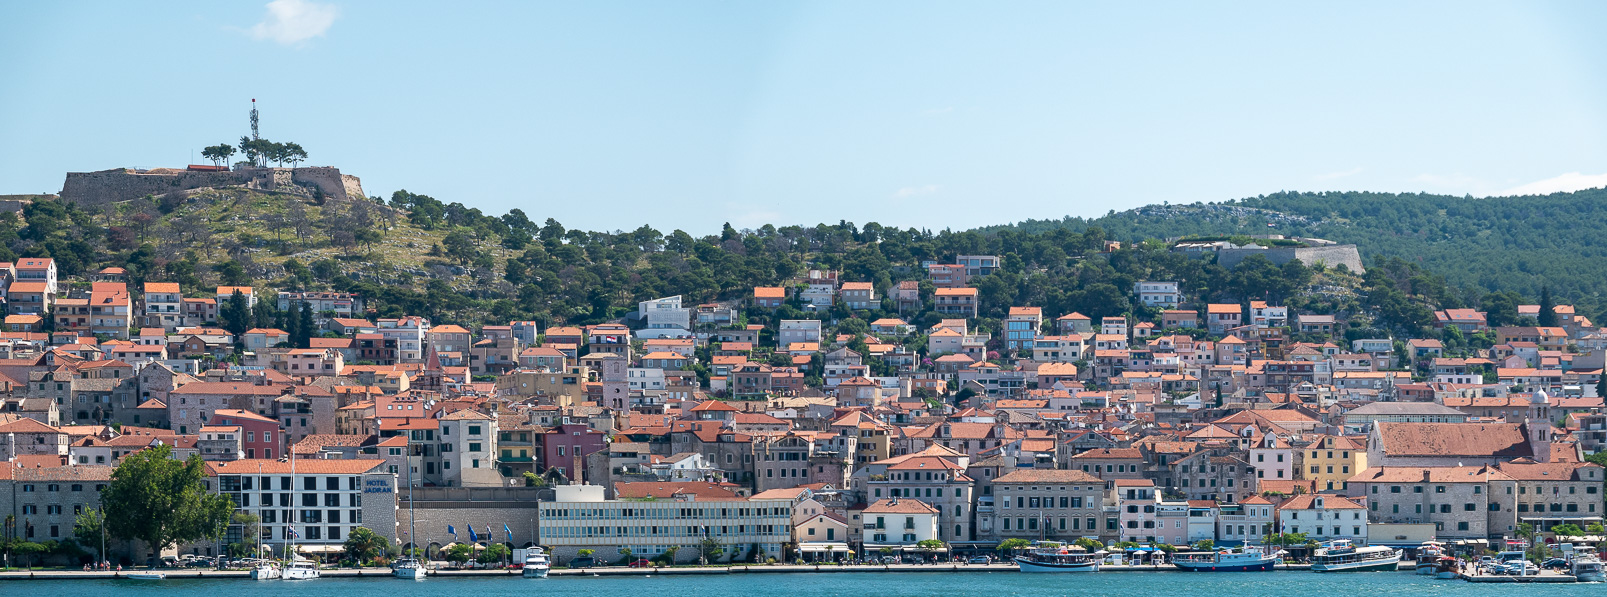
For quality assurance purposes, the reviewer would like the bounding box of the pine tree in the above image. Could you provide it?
[1596,373,1606,401]
[1538,287,1558,327]
[297,302,315,348]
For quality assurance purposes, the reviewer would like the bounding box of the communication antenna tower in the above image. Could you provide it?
[250,98,260,140]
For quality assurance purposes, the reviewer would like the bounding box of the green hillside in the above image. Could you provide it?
[988,188,1607,313]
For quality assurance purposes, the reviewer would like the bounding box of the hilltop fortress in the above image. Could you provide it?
[60,165,364,206]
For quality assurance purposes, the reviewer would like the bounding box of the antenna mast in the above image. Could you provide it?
[250,99,260,141]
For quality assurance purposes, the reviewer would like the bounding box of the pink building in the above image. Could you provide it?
[212,408,283,460]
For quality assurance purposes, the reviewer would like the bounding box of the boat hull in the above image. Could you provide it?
[1415,563,1437,575]
[1311,557,1401,572]
[1435,571,1459,579]
[1014,557,1100,573]
[283,568,320,580]
[1576,572,1605,583]
[250,568,280,580]
[393,567,426,580]
[1174,559,1277,572]
[523,566,551,578]
[125,573,165,580]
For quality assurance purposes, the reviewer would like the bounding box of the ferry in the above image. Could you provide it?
[392,557,426,580]
[1564,544,1604,582]
[1309,540,1401,572]
[283,560,320,580]
[1414,542,1444,575]
[1014,543,1102,573]
[522,547,551,578]
[1171,546,1282,572]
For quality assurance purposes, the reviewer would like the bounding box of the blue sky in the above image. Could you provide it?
[2,1,1605,234]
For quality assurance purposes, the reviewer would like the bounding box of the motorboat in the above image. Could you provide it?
[283,560,320,580]
[1309,540,1401,572]
[1014,543,1102,573]
[1414,542,1445,575]
[393,557,426,580]
[523,547,551,578]
[250,560,281,580]
[1172,546,1282,572]
[1573,557,1605,583]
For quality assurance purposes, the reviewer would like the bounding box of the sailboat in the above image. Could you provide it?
[282,450,321,580]
[393,462,426,580]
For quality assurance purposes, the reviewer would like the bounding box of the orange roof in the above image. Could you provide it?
[753,287,786,298]
[934,287,978,296]
[144,282,181,293]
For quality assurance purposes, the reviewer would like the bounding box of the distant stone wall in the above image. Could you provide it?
[1217,244,1365,273]
[398,487,547,550]
[60,166,360,205]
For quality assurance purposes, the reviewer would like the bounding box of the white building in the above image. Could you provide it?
[779,320,823,345]
[208,458,398,552]
[438,410,499,487]
[1133,281,1182,308]
[627,367,667,391]
[537,484,792,563]
[861,497,939,550]
[1277,494,1368,543]
[639,296,691,331]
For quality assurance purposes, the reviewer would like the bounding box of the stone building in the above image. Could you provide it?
[981,469,1104,542]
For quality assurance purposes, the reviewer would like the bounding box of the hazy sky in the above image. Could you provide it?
[3,1,1605,234]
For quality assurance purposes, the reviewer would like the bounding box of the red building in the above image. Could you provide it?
[542,423,606,481]
[212,409,283,459]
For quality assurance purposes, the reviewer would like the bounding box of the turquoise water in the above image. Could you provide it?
[17,573,1601,597]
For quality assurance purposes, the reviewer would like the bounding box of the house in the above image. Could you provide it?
[1005,307,1043,350]
[210,409,282,460]
[982,469,1104,542]
[1134,281,1181,308]
[1277,495,1367,543]
[934,288,979,318]
[956,255,1001,277]
[276,291,360,317]
[1161,310,1199,330]
[638,295,690,331]
[1249,301,1287,327]
[215,285,257,307]
[7,281,50,315]
[1299,314,1336,335]
[861,498,940,549]
[15,258,57,294]
[243,328,290,351]
[840,282,878,310]
[778,320,822,345]
[1206,304,1242,334]
[142,282,183,330]
[1057,312,1092,335]
[753,286,787,309]
[893,280,921,312]
[1434,309,1488,332]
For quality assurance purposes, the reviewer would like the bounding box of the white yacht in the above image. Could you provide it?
[523,547,551,578]
[283,560,320,580]
[1309,540,1401,572]
[1172,546,1283,572]
[393,557,426,580]
[250,560,281,580]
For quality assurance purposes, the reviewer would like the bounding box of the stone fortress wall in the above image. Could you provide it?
[1216,243,1366,273]
[60,166,364,205]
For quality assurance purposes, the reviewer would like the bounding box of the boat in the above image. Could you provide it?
[1309,540,1401,572]
[523,547,552,578]
[250,560,281,580]
[1172,546,1282,572]
[394,461,426,579]
[1414,542,1444,575]
[283,560,320,580]
[1014,543,1102,573]
[1572,557,1605,583]
[1434,556,1460,579]
[125,572,165,580]
[392,558,426,580]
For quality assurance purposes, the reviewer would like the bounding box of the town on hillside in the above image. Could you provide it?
[1,252,1605,571]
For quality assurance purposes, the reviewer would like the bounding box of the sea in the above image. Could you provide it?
[20,572,1603,597]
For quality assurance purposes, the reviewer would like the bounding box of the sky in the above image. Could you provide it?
[2,1,1606,234]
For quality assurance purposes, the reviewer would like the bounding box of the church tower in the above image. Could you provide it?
[1527,389,1553,462]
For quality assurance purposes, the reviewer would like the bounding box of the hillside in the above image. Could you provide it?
[987,188,1607,311]
[7,178,1589,335]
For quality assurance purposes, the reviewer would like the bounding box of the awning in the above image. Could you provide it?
[899,546,947,553]
[296,545,344,554]
[797,543,851,553]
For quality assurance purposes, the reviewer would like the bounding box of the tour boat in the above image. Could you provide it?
[1014,544,1102,573]
[250,561,281,580]
[1309,540,1401,572]
[1434,556,1461,579]
[283,560,321,580]
[1414,542,1444,575]
[125,572,165,580]
[523,547,552,578]
[393,557,426,580]
[1172,546,1281,572]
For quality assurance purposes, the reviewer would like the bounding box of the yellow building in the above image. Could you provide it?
[1299,434,1367,491]
[832,411,893,465]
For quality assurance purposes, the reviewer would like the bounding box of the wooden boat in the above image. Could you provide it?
[1310,540,1401,572]
[1014,544,1102,573]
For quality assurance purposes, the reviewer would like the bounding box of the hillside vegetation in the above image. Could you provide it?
[989,188,1607,314]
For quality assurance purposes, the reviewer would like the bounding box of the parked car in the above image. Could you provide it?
[968,556,991,564]
[569,556,596,568]
[628,558,653,568]
[1542,558,1569,570]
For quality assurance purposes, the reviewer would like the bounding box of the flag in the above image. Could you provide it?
[469,525,479,542]
[287,525,299,539]
[447,525,456,538]
[504,524,512,542]
[486,525,492,541]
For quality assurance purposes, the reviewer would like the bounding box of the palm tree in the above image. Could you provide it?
[342,527,391,564]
